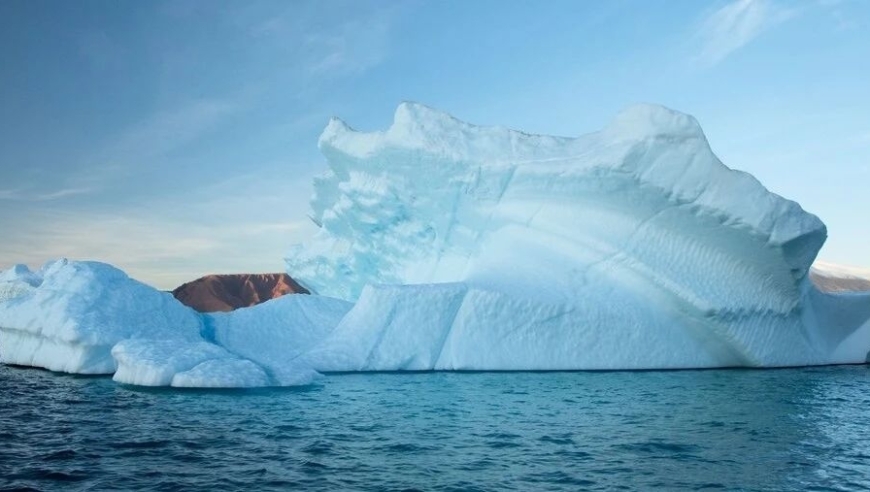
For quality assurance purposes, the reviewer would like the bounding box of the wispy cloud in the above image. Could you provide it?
[94,98,242,168]
[0,186,95,202]
[305,16,394,77]
[0,2,407,288]
[85,3,399,177]
[61,96,248,196]
[0,169,317,289]
[244,2,402,79]
[694,0,796,66]
[0,208,311,290]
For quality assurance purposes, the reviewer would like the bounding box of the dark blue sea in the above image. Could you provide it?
[1,365,869,491]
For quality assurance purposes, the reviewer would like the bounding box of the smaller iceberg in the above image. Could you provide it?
[0,259,203,374]
[0,260,351,387]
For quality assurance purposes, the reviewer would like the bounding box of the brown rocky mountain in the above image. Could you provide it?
[809,261,870,293]
[172,273,309,313]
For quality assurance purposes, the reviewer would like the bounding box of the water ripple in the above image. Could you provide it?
[1,365,869,491]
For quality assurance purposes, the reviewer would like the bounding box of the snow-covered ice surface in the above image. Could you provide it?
[1,103,869,387]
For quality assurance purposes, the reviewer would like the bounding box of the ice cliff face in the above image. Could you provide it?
[289,103,826,303]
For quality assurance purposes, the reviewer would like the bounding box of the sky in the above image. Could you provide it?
[0,0,867,289]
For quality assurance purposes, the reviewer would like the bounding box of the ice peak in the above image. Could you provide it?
[1,264,32,278]
[319,117,353,146]
[604,103,705,142]
[0,263,42,288]
[392,101,465,132]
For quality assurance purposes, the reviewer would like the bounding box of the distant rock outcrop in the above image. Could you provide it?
[810,261,870,293]
[810,272,870,293]
[172,273,309,313]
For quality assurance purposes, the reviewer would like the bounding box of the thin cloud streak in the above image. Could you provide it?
[93,98,243,169]
[0,209,311,290]
[0,170,318,289]
[694,0,795,66]
[80,3,401,184]
[0,187,96,202]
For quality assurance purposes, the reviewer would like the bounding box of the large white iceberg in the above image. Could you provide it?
[288,103,870,370]
[1,103,869,387]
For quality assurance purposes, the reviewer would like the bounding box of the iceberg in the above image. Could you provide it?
[0,259,204,374]
[288,103,870,370]
[1,103,869,387]
[0,259,351,387]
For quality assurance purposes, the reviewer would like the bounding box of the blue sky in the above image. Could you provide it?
[0,0,867,288]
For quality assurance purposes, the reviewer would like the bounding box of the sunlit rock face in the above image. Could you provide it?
[172,273,309,313]
[287,103,870,370]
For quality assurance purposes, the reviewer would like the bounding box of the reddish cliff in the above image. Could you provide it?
[172,273,309,313]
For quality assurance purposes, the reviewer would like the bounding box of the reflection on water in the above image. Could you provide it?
[1,365,868,491]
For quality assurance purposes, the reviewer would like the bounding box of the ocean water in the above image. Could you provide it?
[1,365,869,491]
